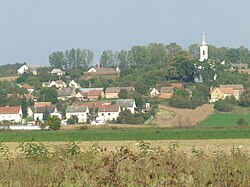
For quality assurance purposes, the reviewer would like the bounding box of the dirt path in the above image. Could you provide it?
[153,104,215,127]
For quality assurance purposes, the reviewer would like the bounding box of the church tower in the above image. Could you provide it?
[199,32,208,62]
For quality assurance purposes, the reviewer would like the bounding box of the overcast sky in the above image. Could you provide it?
[0,0,250,66]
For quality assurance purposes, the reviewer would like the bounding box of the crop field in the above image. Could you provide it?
[0,141,249,186]
[199,112,250,127]
[0,127,250,142]
[0,75,18,82]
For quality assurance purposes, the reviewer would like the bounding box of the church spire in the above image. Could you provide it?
[201,32,207,45]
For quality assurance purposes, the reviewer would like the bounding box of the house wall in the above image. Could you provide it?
[34,113,43,121]
[0,114,22,123]
[105,93,119,99]
[159,93,173,99]
[66,112,88,123]
[209,89,224,102]
[98,111,120,121]
[150,89,159,97]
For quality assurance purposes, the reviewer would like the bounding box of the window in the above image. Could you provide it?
[102,113,104,116]
[203,50,205,55]
[108,113,110,116]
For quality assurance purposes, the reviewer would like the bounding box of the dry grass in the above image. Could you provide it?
[0,76,18,82]
[154,104,215,127]
[3,139,250,156]
[0,140,249,186]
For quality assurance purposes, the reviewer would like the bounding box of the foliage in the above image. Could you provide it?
[42,107,50,121]
[68,115,78,124]
[239,90,250,107]
[237,118,248,126]
[0,63,24,76]
[117,109,144,124]
[46,116,61,130]
[214,99,233,112]
[21,96,28,118]
[38,87,58,104]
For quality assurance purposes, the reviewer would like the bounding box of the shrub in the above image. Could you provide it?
[46,116,61,130]
[214,99,233,112]
[237,118,248,126]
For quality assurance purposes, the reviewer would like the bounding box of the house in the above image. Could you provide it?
[116,99,136,114]
[34,106,61,121]
[17,65,29,75]
[105,87,135,99]
[49,80,67,88]
[209,84,244,102]
[75,92,84,101]
[21,84,34,93]
[58,87,76,101]
[88,90,105,100]
[159,87,174,99]
[65,105,89,123]
[0,106,22,123]
[97,104,121,121]
[23,94,37,102]
[69,80,81,89]
[51,69,65,76]
[86,67,118,74]
[148,88,160,98]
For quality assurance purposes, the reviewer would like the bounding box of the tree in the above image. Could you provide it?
[100,50,116,67]
[239,90,250,107]
[118,89,129,99]
[46,116,61,130]
[214,99,233,112]
[21,96,28,119]
[38,87,58,104]
[188,44,199,60]
[43,107,50,121]
[237,118,248,126]
[49,51,65,69]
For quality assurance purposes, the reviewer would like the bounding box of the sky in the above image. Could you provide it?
[0,0,250,66]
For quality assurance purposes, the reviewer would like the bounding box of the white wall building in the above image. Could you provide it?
[0,106,23,123]
[97,105,121,121]
[116,99,137,114]
[17,65,29,75]
[199,32,208,62]
[66,105,89,123]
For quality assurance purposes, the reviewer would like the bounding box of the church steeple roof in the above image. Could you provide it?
[201,32,207,45]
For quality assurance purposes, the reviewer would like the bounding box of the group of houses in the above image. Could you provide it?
[0,98,137,124]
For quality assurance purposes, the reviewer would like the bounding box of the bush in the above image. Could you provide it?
[214,100,233,112]
[46,116,61,130]
[237,118,248,126]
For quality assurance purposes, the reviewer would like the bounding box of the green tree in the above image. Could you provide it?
[21,96,28,118]
[38,87,58,104]
[214,99,233,112]
[46,116,61,130]
[49,51,65,69]
[100,50,116,67]
[239,90,250,107]
[118,89,129,99]
[43,107,50,121]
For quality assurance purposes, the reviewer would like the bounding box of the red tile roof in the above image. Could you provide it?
[88,90,103,96]
[34,102,52,108]
[0,106,21,114]
[22,84,33,90]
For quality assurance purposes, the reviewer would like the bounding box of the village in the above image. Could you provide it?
[0,33,249,129]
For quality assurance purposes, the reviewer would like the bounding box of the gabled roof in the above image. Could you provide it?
[98,104,120,112]
[58,88,74,97]
[160,87,173,93]
[80,88,103,92]
[0,106,21,114]
[116,99,135,108]
[22,84,33,90]
[66,105,88,113]
[35,106,56,113]
[220,87,234,95]
[34,102,52,108]
[88,90,103,96]
[219,84,244,90]
[105,87,135,93]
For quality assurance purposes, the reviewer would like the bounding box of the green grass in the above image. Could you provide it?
[0,127,250,142]
[199,112,250,127]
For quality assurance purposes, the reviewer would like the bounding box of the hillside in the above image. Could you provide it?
[154,104,215,127]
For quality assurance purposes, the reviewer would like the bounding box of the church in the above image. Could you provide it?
[199,32,208,62]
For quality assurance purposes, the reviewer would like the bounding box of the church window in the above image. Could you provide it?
[203,50,205,55]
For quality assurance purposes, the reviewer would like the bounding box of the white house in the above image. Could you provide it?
[34,106,61,121]
[148,88,160,98]
[49,80,67,88]
[51,69,65,76]
[17,65,29,75]
[116,99,137,114]
[69,80,81,89]
[0,106,23,123]
[66,105,89,123]
[97,104,121,121]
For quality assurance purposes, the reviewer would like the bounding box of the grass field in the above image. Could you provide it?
[199,112,250,127]
[0,127,250,142]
